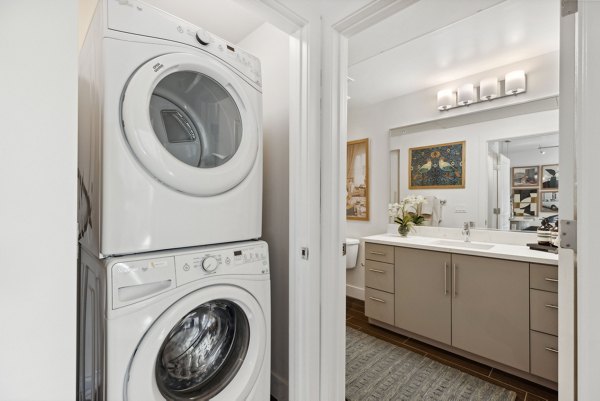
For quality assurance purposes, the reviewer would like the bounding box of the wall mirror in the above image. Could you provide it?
[388,102,559,232]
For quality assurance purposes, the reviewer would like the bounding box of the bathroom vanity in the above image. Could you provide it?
[362,234,559,387]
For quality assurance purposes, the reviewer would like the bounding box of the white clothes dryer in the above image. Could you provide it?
[78,0,263,257]
[78,241,271,401]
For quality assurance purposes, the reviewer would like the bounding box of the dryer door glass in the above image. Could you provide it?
[150,71,242,169]
[155,299,250,400]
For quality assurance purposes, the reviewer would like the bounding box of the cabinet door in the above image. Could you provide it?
[395,247,452,345]
[451,254,529,371]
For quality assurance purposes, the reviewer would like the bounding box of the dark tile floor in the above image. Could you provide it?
[346,297,558,401]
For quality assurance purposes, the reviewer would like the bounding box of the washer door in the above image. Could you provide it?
[126,285,266,401]
[122,53,258,196]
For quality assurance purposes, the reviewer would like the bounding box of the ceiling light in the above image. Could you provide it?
[437,89,455,111]
[480,77,498,101]
[457,83,474,106]
[505,70,526,95]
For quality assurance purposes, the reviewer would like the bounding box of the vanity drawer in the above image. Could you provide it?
[530,330,558,382]
[365,260,394,293]
[530,289,558,336]
[365,288,394,325]
[365,243,394,263]
[530,264,558,293]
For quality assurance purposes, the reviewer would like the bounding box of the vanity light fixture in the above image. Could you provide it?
[437,89,455,110]
[480,77,499,101]
[505,70,526,95]
[457,83,475,106]
[437,69,527,112]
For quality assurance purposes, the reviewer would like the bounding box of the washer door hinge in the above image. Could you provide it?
[560,219,577,251]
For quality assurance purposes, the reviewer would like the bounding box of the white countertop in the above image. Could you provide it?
[362,234,558,265]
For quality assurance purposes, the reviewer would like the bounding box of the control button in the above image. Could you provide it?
[202,256,219,273]
[225,257,231,265]
[196,29,212,46]
[183,263,190,271]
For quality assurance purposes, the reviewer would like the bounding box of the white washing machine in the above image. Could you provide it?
[79,0,263,257]
[78,241,271,400]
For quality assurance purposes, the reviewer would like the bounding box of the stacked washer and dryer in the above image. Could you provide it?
[77,1,270,400]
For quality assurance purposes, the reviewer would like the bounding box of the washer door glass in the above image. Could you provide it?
[155,300,250,401]
[150,71,242,169]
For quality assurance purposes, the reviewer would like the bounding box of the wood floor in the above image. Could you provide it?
[346,297,558,401]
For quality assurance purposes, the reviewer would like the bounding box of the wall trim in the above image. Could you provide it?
[346,284,365,300]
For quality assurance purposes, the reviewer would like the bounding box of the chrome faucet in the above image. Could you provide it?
[462,222,472,242]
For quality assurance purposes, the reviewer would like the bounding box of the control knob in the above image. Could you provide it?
[202,256,219,272]
[196,29,212,46]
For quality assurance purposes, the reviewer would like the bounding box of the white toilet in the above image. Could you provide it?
[346,238,360,269]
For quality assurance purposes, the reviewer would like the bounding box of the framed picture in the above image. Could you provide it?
[409,141,465,189]
[541,191,559,213]
[346,138,369,221]
[542,164,559,189]
[513,188,538,216]
[512,166,539,187]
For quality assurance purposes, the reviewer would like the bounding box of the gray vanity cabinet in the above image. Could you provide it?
[451,254,530,372]
[394,247,452,345]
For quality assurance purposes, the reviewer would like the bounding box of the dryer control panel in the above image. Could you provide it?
[107,0,262,88]
[174,242,269,287]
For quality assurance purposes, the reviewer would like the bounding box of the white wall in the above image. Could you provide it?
[346,51,559,299]
[0,1,78,400]
[238,23,290,401]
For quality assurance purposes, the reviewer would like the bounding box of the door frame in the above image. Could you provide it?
[325,1,581,400]
[565,2,600,400]
[232,1,321,400]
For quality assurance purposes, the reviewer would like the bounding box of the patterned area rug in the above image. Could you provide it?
[346,327,517,401]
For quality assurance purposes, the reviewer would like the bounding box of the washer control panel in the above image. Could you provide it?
[175,242,269,286]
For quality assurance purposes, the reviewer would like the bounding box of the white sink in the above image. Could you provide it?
[432,240,495,250]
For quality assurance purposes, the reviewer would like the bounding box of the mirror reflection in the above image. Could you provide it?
[488,133,559,231]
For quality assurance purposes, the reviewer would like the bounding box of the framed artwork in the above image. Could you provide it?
[512,166,539,187]
[409,141,465,189]
[542,164,559,189]
[346,138,369,221]
[513,188,538,216]
[541,191,559,213]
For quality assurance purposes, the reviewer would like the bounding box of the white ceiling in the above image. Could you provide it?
[143,0,266,44]
[348,0,560,109]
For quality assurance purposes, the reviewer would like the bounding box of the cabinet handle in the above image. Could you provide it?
[545,304,559,309]
[444,262,448,295]
[545,347,559,354]
[369,251,386,256]
[545,277,559,283]
[453,263,457,296]
[368,268,385,274]
[368,296,386,303]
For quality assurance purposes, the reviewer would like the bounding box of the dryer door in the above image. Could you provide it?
[126,285,267,401]
[122,53,259,196]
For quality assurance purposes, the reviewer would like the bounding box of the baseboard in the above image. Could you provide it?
[271,371,288,401]
[346,284,364,300]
